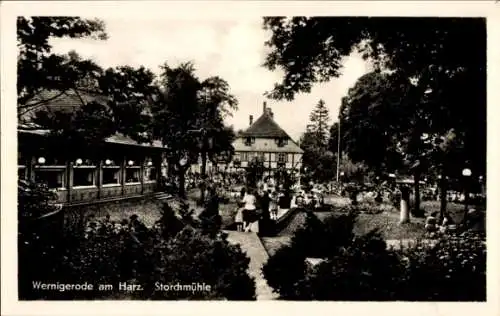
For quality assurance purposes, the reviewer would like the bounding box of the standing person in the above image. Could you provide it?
[234,205,244,231]
[242,188,257,232]
[260,189,271,222]
[270,190,279,220]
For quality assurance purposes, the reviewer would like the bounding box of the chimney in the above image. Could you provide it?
[265,107,274,119]
[263,101,267,114]
[249,115,253,126]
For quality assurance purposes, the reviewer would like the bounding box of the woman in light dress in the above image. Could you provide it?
[241,188,258,232]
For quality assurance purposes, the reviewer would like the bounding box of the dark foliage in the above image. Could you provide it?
[396,232,486,301]
[263,211,357,299]
[18,187,255,300]
[295,231,404,300]
[263,209,486,301]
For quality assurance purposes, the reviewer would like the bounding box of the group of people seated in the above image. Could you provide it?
[424,211,457,234]
[291,190,325,209]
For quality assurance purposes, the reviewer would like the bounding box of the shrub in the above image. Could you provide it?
[18,179,62,220]
[19,197,256,300]
[262,211,357,299]
[398,232,486,301]
[295,231,404,300]
[138,227,255,300]
[263,209,486,301]
[18,180,65,299]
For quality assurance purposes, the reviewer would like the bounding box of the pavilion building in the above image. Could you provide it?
[17,88,166,206]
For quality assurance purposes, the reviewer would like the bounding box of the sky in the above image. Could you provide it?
[50,16,372,141]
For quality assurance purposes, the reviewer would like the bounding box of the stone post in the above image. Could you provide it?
[400,185,410,224]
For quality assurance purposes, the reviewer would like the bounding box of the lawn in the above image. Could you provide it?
[66,197,164,229]
[186,188,238,229]
[261,197,479,256]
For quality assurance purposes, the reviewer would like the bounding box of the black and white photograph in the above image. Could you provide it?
[1,1,499,315]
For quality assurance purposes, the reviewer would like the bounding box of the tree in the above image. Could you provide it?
[17,17,107,116]
[308,99,330,146]
[30,61,160,160]
[197,76,238,201]
[33,100,116,160]
[18,17,158,159]
[151,63,237,198]
[264,17,486,218]
[299,100,335,182]
[98,65,158,143]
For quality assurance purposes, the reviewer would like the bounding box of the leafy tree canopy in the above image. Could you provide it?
[263,17,485,101]
[18,17,107,111]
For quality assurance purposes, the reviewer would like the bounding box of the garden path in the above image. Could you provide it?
[225,230,278,300]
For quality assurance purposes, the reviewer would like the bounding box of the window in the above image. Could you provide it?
[241,152,248,162]
[143,166,157,182]
[102,166,121,185]
[245,137,255,146]
[143,158,157,182]
[278,153,287,163]
[258,152,266,161]
[276,138,288,147]
[73,167,95,187]
[125,167,140,183]
[35,168,65,189]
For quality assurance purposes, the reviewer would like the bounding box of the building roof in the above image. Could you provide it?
[18,128,165,149]
[241,111,290,139]
[19,89,109,122]
[234,103,303,153]
[18,89,164,149]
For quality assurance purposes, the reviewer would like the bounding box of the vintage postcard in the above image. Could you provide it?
[1,1,499,316]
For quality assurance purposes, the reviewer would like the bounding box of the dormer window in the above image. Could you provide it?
[245,137,255,146]
[275,138,288,147]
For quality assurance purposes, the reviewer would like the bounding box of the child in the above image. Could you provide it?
[234,206,244,231]
[269,190,278,220]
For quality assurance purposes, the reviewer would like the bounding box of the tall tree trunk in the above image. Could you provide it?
[178,165,186,198]
[200,151,207,204]
[413,170,421,216]
[439,169,448,224]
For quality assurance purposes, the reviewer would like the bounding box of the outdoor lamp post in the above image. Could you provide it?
[37,157,46,165]
[462,168,472,212]
[479,175,485,197]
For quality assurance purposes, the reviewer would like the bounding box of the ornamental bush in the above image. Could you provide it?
[262,211,357,299]
[19,197,255,300]
[397,232,486,301]
[137,227,255,300]
[263,210,486,301]
[18,180,66,299]
[294,231,404,300]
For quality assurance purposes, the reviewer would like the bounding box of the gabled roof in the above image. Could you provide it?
[18,128,165,149]
[19,89,109,122]
[241,112,290,139]
[18,89,163,149]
